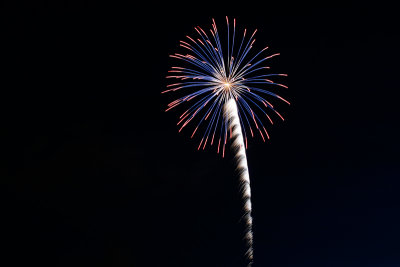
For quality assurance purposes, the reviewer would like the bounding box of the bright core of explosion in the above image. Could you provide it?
[223,81,232,92]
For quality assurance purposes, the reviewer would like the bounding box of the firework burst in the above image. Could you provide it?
[163,16,289,266]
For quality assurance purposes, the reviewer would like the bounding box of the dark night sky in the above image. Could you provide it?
[2,2,399,267]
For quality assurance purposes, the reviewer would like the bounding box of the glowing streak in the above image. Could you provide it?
[224,98,254,264]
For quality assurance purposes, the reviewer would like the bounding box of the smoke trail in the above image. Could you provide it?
[224,98,254,266]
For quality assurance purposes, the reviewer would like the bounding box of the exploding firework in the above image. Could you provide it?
[163,17,289,266]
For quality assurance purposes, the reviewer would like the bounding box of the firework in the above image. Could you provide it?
[164,17,289,266]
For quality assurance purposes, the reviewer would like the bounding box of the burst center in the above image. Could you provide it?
[223,82,231,90]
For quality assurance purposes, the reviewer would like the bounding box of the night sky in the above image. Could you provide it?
[3,2,399,267]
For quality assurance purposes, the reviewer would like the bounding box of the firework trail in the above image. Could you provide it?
[224,98,254,262]
[164,17,288,265]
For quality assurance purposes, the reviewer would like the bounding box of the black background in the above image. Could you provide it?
[2,1,399,266]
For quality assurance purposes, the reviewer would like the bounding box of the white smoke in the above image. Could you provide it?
[224,98,254,266]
